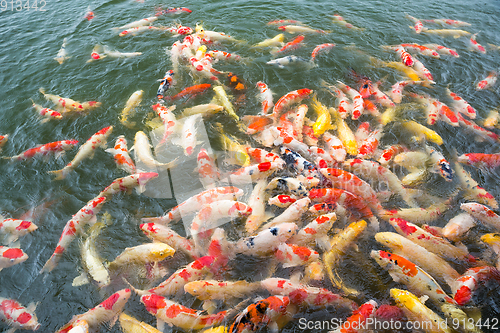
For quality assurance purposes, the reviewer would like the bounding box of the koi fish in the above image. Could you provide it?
[255,81,274,115]
[48,126,113,180]
[455,163,498,209]
[55,289,131,333]
[227,161,282,185]
[390,288,451,333]
[105,135,136,174]
[321,80,352,118]
[184,280,260,301]
[266,177,309,197]
[133,131,177,170]
[401,120,443,145]
[442,213,476,242]
[405,14,424,34]
[378,144,407,165]
[87,45,142,62]
[213,86,239,121]
[332,13,364,31]
[156,7,192,16]
[272,88,313,119]
[423,43,459,57]
[0,246,28,271]
[97,173,158,199]
[41,196,107,273]
[267,19,303,25]
[458,153,500,169]
[274,34,305,54]
[330,109,358,155]
[395,45,414,66]
[119,313,162,333]
[310,96,332,136]
[412,58,435,83]
[422,18,471,27]
[266,55,315,69]
[0,134,8,153]
[112,16,158,31]
[469,33,486,53]
[427,145,453,181]
[84,8,94,21]
[420,28,471,38]
[0,218,37,244]
[39,88,84,112]
[337,80,364,119]
[196,148,219,189]
[331,300,377,333]
[371,250,456,306]
[263,197,310,229]
[476,71,497,90]
[274,243,319,267]
[30,99,62,122]
[252,34,285,48]
[156,70,175,99]
[278,25,328,34]
[6,140,78,162]
[445,88,476,119]
[235,223,298,256]
[141,186,243,225]
[460,202,500,231]
[245,179,274,233]
[0,297,40,331]
[457,113,499,142]
[108,243,175,270]
[140,223,195,256]
[452,266,500,306]
[181,104,224,118]
[208,50,242,62]
[151,103,177,147]
[119,26,163,37]
[54,38,70,64]
[400,43,440,58]
[311,43,335,60]
[120,90,143,128]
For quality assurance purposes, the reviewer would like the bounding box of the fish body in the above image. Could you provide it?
[184,280,260,301]
[476,71,497,90]
[109,243,175,269]
[460,202,500,231]
[332,13,363,30]
[30,99,62,122]
[39,88,84,112]
[310,96,332,136]
[253,34,284,48]
[119,313,162,333]
[97,173,158,199]
[445,88,476,119]
[0,134,8,152]
[442,213,476,242]
[0,246,28,271]
[208,50,242,62]
[182,104,224,117]
[395,45,414,66]
[235,223,298,256]
[213,86,238,121]
[140,223,195,256]
[156,70,175,99]
[278,25,327,34]
[458,153,500,169]
[76,221,109,288]
[48,126,113,180]
[401,121,443,145]
[423,18,471,27]
[469,33,486,53]
[400,43,440,58]
[197,148,219,189]
[133,131,176,169]
[119,26,162,37]
[453,266,500,306]
[274,243,319,267]
[275,35,305,54]
[41,196,107,273]
[0,218,38,244]
[413,58,435,83]
[104,136,136,174]
[120,90,143,127]
[54,38,70,64]
[266,55,315,69]
[337,81,364,119]
[331,300,377,333]
[113,16,158,31]
[255,81,274,115]
[0,297,40,331]
[421,28,471,38]
[157,7,192,15]
[311,43,335,60]
[272,88,313,119]
[151,103,177,146]
[8,140,78,162]
[423,43,459,57]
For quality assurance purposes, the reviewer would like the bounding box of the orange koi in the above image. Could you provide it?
[276,35,305,54]
[104,135,136,174]
[164,83,211,100]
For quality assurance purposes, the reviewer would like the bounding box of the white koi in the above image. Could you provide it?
[120,90,143,128]
[54,38,70,64]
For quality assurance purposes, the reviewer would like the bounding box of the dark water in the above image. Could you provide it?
[1,0,500,331]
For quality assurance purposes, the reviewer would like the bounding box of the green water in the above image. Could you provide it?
[1,0,500,331]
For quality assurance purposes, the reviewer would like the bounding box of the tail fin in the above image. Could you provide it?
[122,277,148,296]
[39,88,45,94]
[40,253,60,273]
[48,168,68,180]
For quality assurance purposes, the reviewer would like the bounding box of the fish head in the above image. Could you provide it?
[374,232,404,251]
[277,26,286,31]
[149,243,175,261]
[183,281,209,298]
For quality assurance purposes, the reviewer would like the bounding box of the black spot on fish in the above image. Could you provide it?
[270,227,278,236]
[246,237,255,248]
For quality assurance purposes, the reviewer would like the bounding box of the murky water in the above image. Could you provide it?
[1,0,500,332]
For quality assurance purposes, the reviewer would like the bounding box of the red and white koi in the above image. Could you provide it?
[207,50,242,62]
[286,213,336,248]
[245,179,273,234]
[469,33,486,53]
[457,113,499,142]
[156,7,192,16]
[445,88,476,119]
[235,223,298,256]
[166,24,194,36]
[151,103,177,146]
[458,152,500,169]
[0,246,28,271]
[272,88,314,120]
[97,172,158,199]
[274,35,305,55]
[337,81,364,119]
[246,147,284,165]
[112,16,158,31]
[261,277,356,309]
[332,300,377,333]
[311,43,335,61]
[371,250,456,306]
[308,188,374,221]
[41,196,106,273]
[375,232,460,288]
[268,194,298,208]
[320,168,383,213]
[264,198,310,229]
[476,71,497,90]
[156,70,175,99]
[388,218,470,262]
[140,223,194,257]
[405,14,424,34]
[30,99,62,122]
[423,43,460,57]
[377,144,408,165]
[255,81,274,115]
[400,43,440,58]
[395,45,414,66]
[119,26,163,37]
[226,161,283,185]
[48,126,113,180]
[460,202,500,231]
[371,82,395,108]
[56,289,131,333]
[274,243,318,267]
[196,148,219,189]
[456,162,498,209]
[0,218,37,244]
[442,213,476,242]
[434,99,459,126]
[321,80,351,119]
[0,297,40,331]
[38,88,84,112]
[412,57,435,83]
[143,256,216,296]
[321,133,346,163]
[452,266,500,306]
[332,13,363,31]
[142,186,243,225]
[308,146,335,167]
[357,127,383,158]
[388,80,412,104]
[104,135,136,174]
[6,140,78,162]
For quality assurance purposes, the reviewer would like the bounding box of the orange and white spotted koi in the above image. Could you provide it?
[308,146,335,168]
[388,80,412,104]
[196,148,219,189]
[0,297,40,331]
[268,194,298,208]
[142,256,216,296]
[140,223,195,257]
[412,57,435,83]
[370,82,395,108]
[287,213,336,248]
[422,18,471,27]
[371,250,456,306]
[321,81,351,119]
[97,173,158,199]
[332,300,377,333]
[405,14,424,34]
[476,71,497,90]
[455,163,498,209]
[30,99,63,122]
[469,33,486,54]
[357,126,383,158]
[48,126,113,180]
[271,126,310,156]
[142,186,243,225]
[112,16,158,31]
[275,243,319,267]
[320,168,383,213]
[6,140,78,162]
[460,202,500,231]
[227,161,283,185]
[246,147,284,165]
[395,45,414,66]
[38,88,84,113]
[178,115,200,156]
[0,218,37,244]
[458,152,500,169]
[377,144,408,165]
[320,133,346,163]
[190,201,252,256]
[423,43,459,57]
[0,246,28,271]
[208,50,242,62]
[151,103,177,146]
[457,113,499,142]
[255,81,274,115]
[337,81,364,119]
[104,135,136,174]
[274,35,305,54]
[261,278,357,309]
[235,223,297,256]
[434,99,459,126]
[445,88,476,119]
[166,24,194,36]
[452,266,500,306]
[55,289,131,333]
[272,88,313,119]
[308,188,374,221]
[406,92,439,125]
[310,43,335,60]
[388,218,471,262]
[41,196,106,273]
[400,43,440,58]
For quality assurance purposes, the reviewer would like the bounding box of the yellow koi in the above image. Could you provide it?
[401,121,443,145]
[253,33,285,48]
[119,313,163,333]
[330,107,358,155]
[310,95,333,136]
